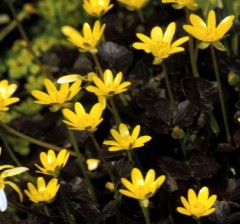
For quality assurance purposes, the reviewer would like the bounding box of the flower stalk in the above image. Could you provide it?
[0,122,75,156]
[68,129,97,202]
[162,62,176,109]
[184,8,199,78]
[109,97,121,126]
[91,53,104,77]
[139,201,151,224]
[210,45,231,143]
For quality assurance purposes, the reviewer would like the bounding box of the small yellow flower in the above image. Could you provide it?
[24,177,60,204]
[161,0,198,10]
[86,158,101,171]
[0,80,20,112]
[105,182,115,191]
[86,69,131,97]
[31,79,82,112]
[117,0,149,11]
[61,20,106,54]
[35,149,70,177]
[133,22,189,65]
[0,165,28,211]
[83,0,113,17]
[177,186,217,219]
[183,10,235,51]
[103,123,151,151]
[62,102,104,132]
[119,168,166,207]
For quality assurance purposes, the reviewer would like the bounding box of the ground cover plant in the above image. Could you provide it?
[1,0,240,223]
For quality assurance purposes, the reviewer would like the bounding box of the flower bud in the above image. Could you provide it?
[171,126,185,139]
[228,71,239,86]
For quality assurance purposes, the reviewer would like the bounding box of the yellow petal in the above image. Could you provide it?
[131,168,144,186]
[163,22,176,43]
[207,10,216,31]
[177,207,191,216]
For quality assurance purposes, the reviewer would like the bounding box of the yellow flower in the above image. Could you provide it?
[103,123,151,151]
[61,20,106,54]
[0,165,28,211]
[161,0,198,10]
[57,73,97,84]
[105,182,115,191]
[183,10,235,51]
[117,0,149,11]
[0,80,20,112]
[86,158,101,171]
[177,186,217,219]
[83,0,113,17]
[35,149,70,177]
[24,177,60,204]
[86,69,131,97]
[62,102,104,132]
[119,168,166,207]
[133,22,189,65]
[31,79,82,112]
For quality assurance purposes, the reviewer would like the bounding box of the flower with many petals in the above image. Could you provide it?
[103,123,151,151]
[0,165,28,212]
[83,0,113,17]
[177,186,217,219]
[119,168,166,207]
[133,22,189,64]
[0,80,20,112]
[161,0,198,10]
[32,79,81,112]
[62,102,104,132]
[117,0,149,11]
[61,20,106,54]
[35,149,70,177]
[183,10,235,51]
[24,177,60,204]
[86,69,131,97]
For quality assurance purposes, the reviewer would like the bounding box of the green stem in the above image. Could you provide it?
[0,122,75,156]
[185,8,199,78]
[60,191,75,224]
[91,53,103,77]
[8,201,56,222]
[0,129,22,167]
[180,139,187,161]
[139,202,151,224]
[43,205,54,224]
[161,61,176,108]
[210,45,231,143]
[88,132,118,197]
[127,151,133,162]
[0,10,26,42]
[196,218,202,224]
[137,10,145,23]
[68,129,97,202]
[109,98,121,126]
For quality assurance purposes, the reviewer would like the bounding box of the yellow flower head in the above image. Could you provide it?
[86,69,131,97]
[105,182,115,191]
[117,0,149,11]
[61,20,106,54]
[177,186,217,218]
[103,123,151,151]
[183,10,235,50]
[0,80,20,112]
[24,177,60,204]
[86,158,101,171]
[0,165,28,211]
[35,149,70,177]
[83,0,113,17]
[62,102,104,132]
[119,168,166,206]
[133,22,189,65]
[31,79,82,112]
[161,0,198,10]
